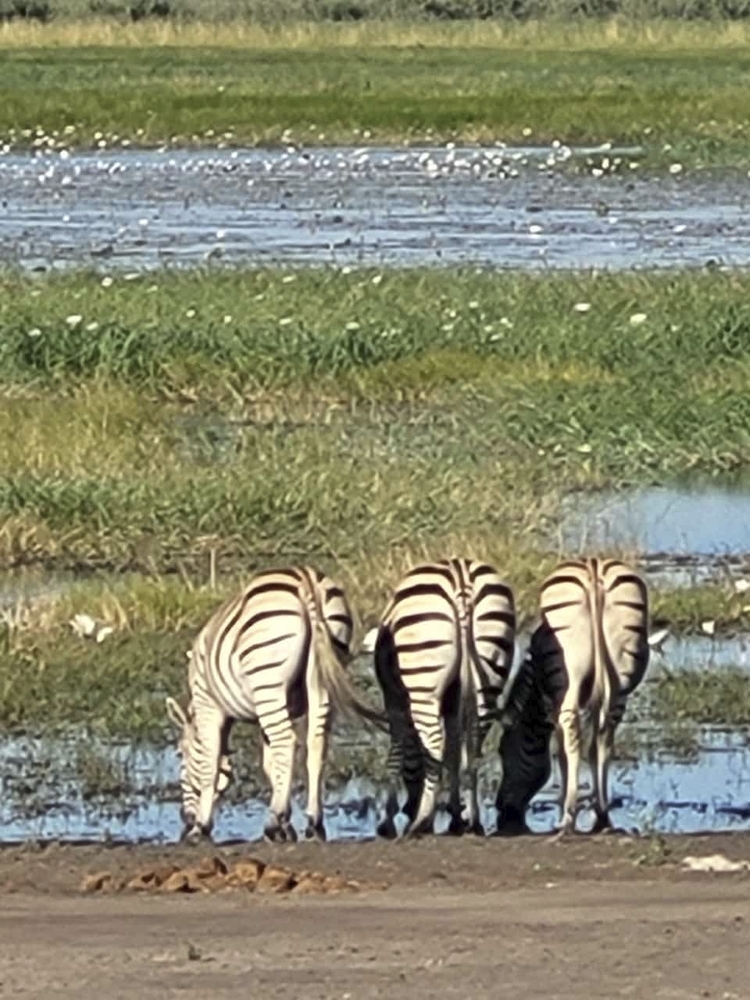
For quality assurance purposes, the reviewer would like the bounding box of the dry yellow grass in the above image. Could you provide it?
[2,17,750,50]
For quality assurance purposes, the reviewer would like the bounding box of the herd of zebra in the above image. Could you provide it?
[165,556,650,844]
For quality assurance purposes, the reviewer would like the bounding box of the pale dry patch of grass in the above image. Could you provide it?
[2,17,750,51]
[0,385,174,478]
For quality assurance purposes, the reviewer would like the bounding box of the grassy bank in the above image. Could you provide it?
[1,265,750,740]
[1,22,750,162]
[1,266,749,576]
[1,572,749,750]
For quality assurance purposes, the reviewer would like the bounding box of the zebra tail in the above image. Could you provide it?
[588,559,613,732]
[303,576,388,732]
[464,614,481,715]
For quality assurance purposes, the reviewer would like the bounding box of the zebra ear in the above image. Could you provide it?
[165,696,188,730]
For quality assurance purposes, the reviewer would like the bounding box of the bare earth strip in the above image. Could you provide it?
[0,834,748,999]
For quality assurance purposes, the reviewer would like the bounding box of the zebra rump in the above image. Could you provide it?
[166,564,384,844]
[496,557,649,836]
[373,558,516,838]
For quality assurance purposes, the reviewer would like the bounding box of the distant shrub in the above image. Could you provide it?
[129,0,171,19]
[0,0,51,21]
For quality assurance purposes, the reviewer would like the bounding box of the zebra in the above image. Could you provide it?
[495,557,650,836]
[373,558,516,838]
[165,564,384,844]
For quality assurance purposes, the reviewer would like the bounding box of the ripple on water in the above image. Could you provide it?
[1,145,749,272]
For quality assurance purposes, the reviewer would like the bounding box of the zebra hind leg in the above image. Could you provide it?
[376,712,427,839]
[552,707,581,839]
[261,725,298,843]
[376,721,406,840]
[444,706,464,836]
[590,719,616,835]
[304,691,331,842]
[404,709,445,838]
[461,715,486,837]
[398,722,426,832]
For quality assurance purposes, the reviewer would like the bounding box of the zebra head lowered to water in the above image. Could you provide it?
[373,558,516,839]
[496,557,650,836]
[166,695,234,830]
[165,564,385,844]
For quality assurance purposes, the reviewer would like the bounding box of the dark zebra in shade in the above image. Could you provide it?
[373,558,516,838]
[496,557,649,836]
[166,565,383,843]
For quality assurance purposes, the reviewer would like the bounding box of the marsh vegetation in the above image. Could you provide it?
[1,16,750,162]
[0,266,749,745]
[2,6,750,838]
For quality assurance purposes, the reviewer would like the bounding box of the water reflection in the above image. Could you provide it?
[2,145,749,272]
[563,483,750,556]
[1,728,748,843]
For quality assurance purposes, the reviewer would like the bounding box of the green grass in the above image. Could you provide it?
[3,577,749,747]
[1,25,750,163]
[646,666,750,727]
[1,265,750,740]
[1,266,750,578]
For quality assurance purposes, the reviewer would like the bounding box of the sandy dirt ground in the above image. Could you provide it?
[0,832,749,999]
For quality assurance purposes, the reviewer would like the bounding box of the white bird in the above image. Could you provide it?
[69,613,114,644]
[700,620,716,637]
[647,627,671,654]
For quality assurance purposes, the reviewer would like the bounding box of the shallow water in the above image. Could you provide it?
[562,483,750,557]
[649,632,750,673]
[1,726,748,843]
[1,145,749,272]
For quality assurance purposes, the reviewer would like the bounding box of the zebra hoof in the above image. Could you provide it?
[494,805,529,837]
[592,823,626,836]
[376,818,398,840]
[590,815,616,835]
[446,816,465,837]
[549,826,576,843]
[466,820,485,837]
[404,817,433,839]
[182,825,211,845]
[263,822,286,843]
[264,814,298,843]
[305,819,326,842]
[494,820,530,838]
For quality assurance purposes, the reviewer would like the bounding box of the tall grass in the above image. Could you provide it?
[4,14,750,49]
[1,267,749,575]
[5,0,750,38]
[1,265,749,740]
[1,30,749,156]
[3,268,750,391]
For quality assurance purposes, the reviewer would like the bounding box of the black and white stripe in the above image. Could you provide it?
[496,557,650,835]
[373,558,515,838]
[166,564,382,843]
